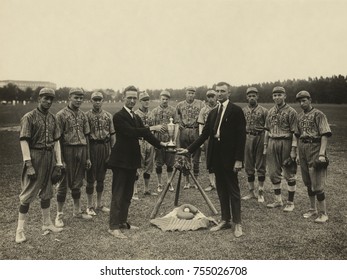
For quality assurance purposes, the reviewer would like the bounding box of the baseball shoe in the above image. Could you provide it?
[257,190,265,203]
[242,190,257,200]
[168,183,174,192]
[86,207,97,216]
[157,184,163,193]
[132,193,139,200]
[303,209,318,218]
[42,223,64,233]
[96,206,110,213]
[314,213,329,223]
[283,202,295,212]
[108,229,127,239]
[210,221,232,232]
[204,183,216,192]
[55,213,64,228]
[234,224,243,238]
[73,212,93,220]
[15,229,27,244]
[266,200,284,208]
[183,183,190,190]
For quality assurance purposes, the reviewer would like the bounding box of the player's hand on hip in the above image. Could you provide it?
[85,159,92,170]
[25,160,37,180]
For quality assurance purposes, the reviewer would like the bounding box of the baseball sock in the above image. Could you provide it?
[17,213,26,230]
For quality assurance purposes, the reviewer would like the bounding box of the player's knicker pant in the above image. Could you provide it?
[179,127,201,175]
[212,138,241,224]
[140,140,155,174]
[109,167,136,230]
[20,149,55,205]
[298,142,326,192]
[244,133,266,178]
[155,148,175,169]
[57,145,86,201]
[267,138,296,185]
[86,142,110,193]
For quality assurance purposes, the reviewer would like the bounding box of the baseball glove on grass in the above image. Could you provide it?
[312,156,329,170]
[51,165,65,184]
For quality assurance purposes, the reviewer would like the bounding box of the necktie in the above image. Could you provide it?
[213,104,223,135]
[131,111,138,127]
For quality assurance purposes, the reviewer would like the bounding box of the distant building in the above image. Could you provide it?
[0,80,56,90]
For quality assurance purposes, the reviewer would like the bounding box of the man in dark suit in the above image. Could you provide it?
[107,86,168,239]
[177,82,246,238]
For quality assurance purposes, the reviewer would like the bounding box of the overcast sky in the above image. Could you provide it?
[0,0,346,91]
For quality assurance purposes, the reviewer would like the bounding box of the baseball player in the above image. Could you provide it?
[149,90,178,193]
[15,88,63,243]
[197,89,218,191]
[242,87,268,203]
[264,86,298,212]
[295,91,332,223]
[133,91,163,197]
[55,88,92,227]
[85,91,116,215]
[176,86,204,189]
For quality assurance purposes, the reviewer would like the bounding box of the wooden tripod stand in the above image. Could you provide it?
[150,155,218,219]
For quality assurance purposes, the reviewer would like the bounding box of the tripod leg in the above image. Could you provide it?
[150,168,178,219]
[188,169,218,215]
[174,169,182,206]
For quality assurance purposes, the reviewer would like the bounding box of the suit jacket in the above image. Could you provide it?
[188,101,246,170]
[107,107,162,170]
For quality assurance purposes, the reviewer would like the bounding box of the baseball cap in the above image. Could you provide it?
[39,88,55,98]
[139,91,150,101]
[246,87,258,95]
[69,87,84,95]
[160,90,171,98]
[296,90,311,100]
[185,86,196,93]
[206,89,216,97]
[91,91,104,100]
[272,86,286,94]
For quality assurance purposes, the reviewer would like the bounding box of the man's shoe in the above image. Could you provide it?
[121,222,139,230]
[242,190,257,200]
[73,212,93,220]
[132,193,139,200]
[314,213,329,223]
[96,206,110,213]
[283,202,295,212]
[234,224,243,238]
[183,183,190,190]
[204,184,215,192]
[55,213,64,228]
[267,200,284,208]
[157,184,163,193]
[108,229,127,239]
[210,221,232,232]
[86,207,97,216]
[258,195,265,203]
[42,224,64,233]
[303,209,318,218]
[15,229,26,244]
[168,184,174,192]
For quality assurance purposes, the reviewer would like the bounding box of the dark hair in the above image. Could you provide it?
[216,82,231,90]
[123,85,138,95]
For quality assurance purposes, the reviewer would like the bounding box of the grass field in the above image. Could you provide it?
[0,101,346,260]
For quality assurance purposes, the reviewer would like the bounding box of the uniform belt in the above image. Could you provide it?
[31,146,54,151]
[246,131,262,136]
[300,138,321,143]
[90,139,110,144]
[182,125,198,129]
[270,136,291,140]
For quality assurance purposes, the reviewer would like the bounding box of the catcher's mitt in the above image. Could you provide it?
[312,156,329,170]
[51,165,65,185]
[282,157,297,174]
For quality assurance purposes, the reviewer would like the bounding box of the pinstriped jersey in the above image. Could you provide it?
[295,108,332,139]
[134,108,153,128]
[56,106,90,145]
[149,105,176,142]
[86,109,115,141]
[265,103,297,137]
[198,103,217,125]
[20,108,60,149]
[242,105,268,132]
[176,99,204,127]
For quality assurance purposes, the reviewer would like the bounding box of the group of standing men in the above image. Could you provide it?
[15,82,331,243]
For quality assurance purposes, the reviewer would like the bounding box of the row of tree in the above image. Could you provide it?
[1,75,346,104]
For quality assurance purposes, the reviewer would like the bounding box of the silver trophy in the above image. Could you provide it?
[166,117,176,153]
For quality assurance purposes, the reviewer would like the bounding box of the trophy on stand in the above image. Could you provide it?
[166,117,176,153]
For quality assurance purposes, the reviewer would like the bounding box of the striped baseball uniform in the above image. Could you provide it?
[243,104,268,178]
[295,108,332,191]
[56,106,90,201]
[19,108,60,204]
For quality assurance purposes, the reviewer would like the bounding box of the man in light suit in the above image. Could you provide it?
[107,86,168,239]
[178,82,246,238]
